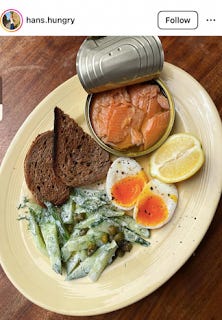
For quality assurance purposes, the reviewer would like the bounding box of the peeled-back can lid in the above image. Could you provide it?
[76,36,164,93]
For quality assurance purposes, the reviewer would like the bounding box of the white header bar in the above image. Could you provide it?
[0,0,221,36]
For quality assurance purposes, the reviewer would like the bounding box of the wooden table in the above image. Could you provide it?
[0,37,221,320]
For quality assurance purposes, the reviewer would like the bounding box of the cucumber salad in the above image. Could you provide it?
[19,188,150,282]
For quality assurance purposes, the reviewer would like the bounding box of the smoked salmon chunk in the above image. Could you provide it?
[141,111,170,149]
[90,83,170,151]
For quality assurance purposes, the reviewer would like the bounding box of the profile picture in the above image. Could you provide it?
[1,9,23,32]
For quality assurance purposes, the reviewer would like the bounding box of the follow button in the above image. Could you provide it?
[158,11,198,29]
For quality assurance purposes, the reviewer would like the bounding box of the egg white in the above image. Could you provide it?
[106,157,147,210]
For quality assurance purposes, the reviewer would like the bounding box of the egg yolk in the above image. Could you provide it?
[135,191,168,227]
[111,171,147,207]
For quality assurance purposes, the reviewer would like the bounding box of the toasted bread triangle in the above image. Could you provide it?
[53,107,111,187]
[24,131,70,206]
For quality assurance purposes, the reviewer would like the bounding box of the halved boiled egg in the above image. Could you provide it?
[133,179,178,229]
[106,157,148,210]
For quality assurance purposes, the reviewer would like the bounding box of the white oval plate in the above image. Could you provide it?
[0,63,222,316]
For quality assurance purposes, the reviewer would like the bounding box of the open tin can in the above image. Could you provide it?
[77,36,164,93]
[76,36,175,157]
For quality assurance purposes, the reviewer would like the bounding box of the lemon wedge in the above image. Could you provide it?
[150,133,205,183]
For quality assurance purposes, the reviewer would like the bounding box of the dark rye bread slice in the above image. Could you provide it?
[53,107,111,187]
[24,131,70,206]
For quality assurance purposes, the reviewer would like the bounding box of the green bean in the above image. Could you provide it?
[61,228,86,262]
[114,215,150,238]
[40,222,62,274]
[29,209,47,256]
[60,198,75,224]
[123,227,150,247]
[74,214,102,229]
[66,250,87,275]
[91,217,120,234]
[44,201,69,245]
[88,241,117,282]
[66,245,106,280]
[61,233,95,262]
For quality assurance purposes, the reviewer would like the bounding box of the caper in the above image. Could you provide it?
[79,228,88,236]
[114,232,124,244]
[73,212,86,224]
[66,224,74,233]
[88,242,97,251]
[73,216,79,224]
[87,242,97,256]
[101,233,109,244]
[77,212,86,221]
[122,241,133,252]
[108,225,119,235]
[116,248,125,258]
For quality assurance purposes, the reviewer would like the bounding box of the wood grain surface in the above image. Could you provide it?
[0,36,221,320]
